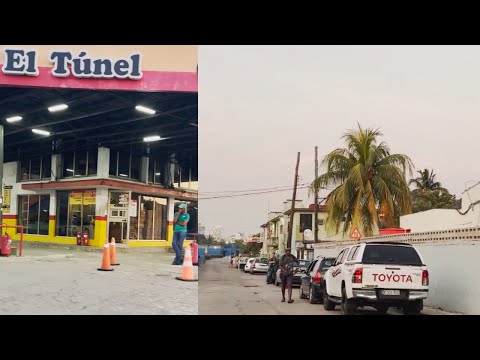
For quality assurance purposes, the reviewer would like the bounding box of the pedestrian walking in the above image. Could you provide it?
[279,248,298,303]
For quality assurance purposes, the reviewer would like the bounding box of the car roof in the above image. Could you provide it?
[362,241,413,246]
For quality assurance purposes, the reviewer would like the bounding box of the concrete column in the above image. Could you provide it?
[51,154,61,181]
[140,156,149,183]
[48,190,56,237]
[93,187,109,247]
[95,187,109,218]
[97,147,110,178]
[167,196,175,243]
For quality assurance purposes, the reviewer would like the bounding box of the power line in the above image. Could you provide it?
[199,183,310,195]
[199,185,311,200]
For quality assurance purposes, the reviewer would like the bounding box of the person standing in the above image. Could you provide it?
[279,248,298,303]
[172,203,190,265]
[266,252,276,284]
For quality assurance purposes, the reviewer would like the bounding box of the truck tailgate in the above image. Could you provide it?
[362,265,424,290]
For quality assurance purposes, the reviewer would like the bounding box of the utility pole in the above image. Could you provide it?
[287,152,300,250]
[314,146,319,243]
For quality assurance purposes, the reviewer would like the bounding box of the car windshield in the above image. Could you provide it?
[299,260,310,269]
[362,245,423,266]
[259,258,269,264]
[321,258,335,271]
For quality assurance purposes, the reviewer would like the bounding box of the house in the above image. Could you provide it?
[401,181,480,232]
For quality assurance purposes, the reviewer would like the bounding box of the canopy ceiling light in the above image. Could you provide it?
[6,115,22,123]
[135,105,156,115]
[143,135,162,142]
[48,104,69,112]
[32,129,51,136]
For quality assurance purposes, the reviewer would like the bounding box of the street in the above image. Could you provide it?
[0,248,198,315]
[199,257,456,315]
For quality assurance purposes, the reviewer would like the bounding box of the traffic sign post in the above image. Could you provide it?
[350,227,362,241]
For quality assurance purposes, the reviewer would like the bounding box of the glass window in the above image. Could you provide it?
[110,192,129,207]
[17,195,50,235]
[334,249,346,266]
[138,196,154,240]
[118,151,130,178]
[27,196,39,234]
[42,155,51,179]
[153,197,167,240]
[63,152,74,178]
[181,164,190,187]
[299,214,313,233]
[88,149,97,176]
[56,191,69,236]
[148,158,154,183]
[129,193,139,239]
[307,260,317,273]
[154,160,163,184]
[321,258,335,271]
[173,164,181,187]
[20,159,29,180]
[362,245,423,266]
[347,246,360,261]
[82,190,96,238]
[130,155,141,180]
[30,157,41,180]
[109,150,118,176]
[75,151,87,177]
[39,195,49,235]
[56,190,96,237]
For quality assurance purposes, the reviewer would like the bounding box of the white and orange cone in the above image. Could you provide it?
[109,236,120,266]
[98,239,114,271]
[175,246,197,282]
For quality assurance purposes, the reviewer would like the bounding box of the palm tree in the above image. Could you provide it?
[310,124,413,237]
[409,169,443,191]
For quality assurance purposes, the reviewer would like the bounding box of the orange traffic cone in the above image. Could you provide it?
[98,239,114,271]
[109,236,120,266]
[175,245,197,282]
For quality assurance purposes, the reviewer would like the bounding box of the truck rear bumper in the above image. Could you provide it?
[352,289,428,301]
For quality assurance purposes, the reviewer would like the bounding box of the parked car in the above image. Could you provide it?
[250,257,269,274]
[244,257,256,273]
[237,257,248,270]
[275,259,310,287]
[323,241,429,315]
[299,256,335,304]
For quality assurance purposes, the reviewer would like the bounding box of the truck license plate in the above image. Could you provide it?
[382,290,400,296]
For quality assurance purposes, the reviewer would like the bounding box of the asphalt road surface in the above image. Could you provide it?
[199,257,455,315]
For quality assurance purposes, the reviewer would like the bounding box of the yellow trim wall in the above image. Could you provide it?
[92,218,107,247]
[3,217,191,249]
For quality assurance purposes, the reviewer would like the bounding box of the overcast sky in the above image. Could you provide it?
[199,45,480,237]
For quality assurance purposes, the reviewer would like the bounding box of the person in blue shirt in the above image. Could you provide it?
[172,203,190,265]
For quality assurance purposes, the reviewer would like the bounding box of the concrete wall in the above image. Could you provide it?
[414,242,479,314]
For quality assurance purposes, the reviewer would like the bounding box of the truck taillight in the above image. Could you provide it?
[422,270,429,286]
[313,271,322,284]
[352,268,363,284]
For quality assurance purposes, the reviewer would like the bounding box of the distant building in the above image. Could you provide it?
[260,199,352,260]
[198,223,206,235]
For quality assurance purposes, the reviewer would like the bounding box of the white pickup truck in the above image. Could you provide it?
[323,241,429,315]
